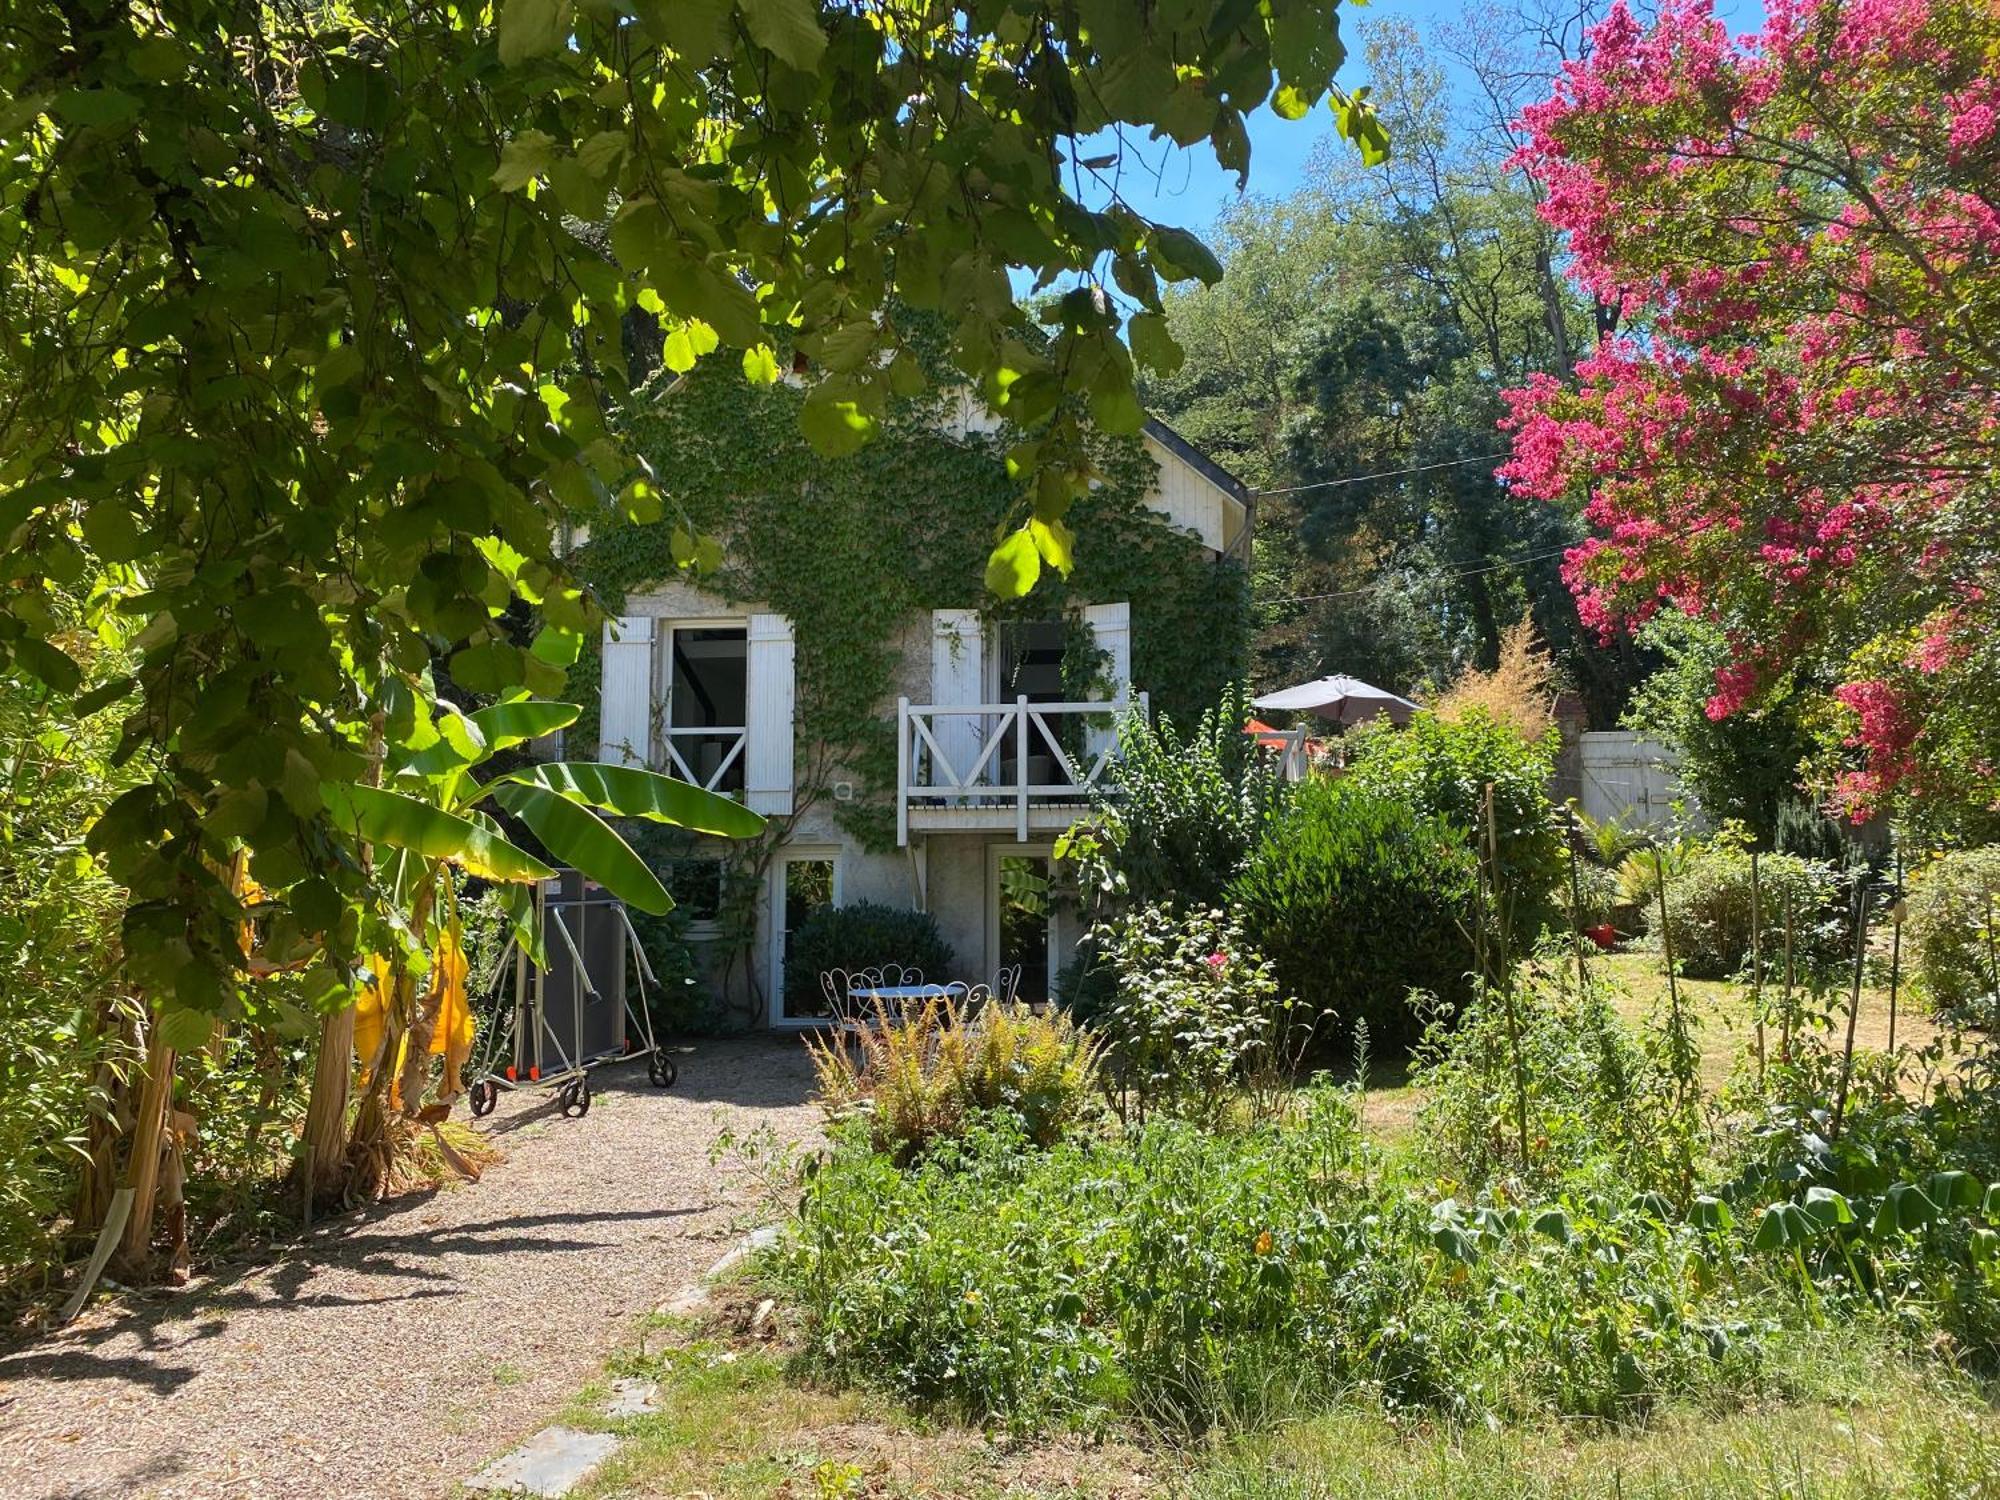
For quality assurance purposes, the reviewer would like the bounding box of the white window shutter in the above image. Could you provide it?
[1082,601,1133,765]
[599,616,654,768]
[929,608,985,792]
[744,612,796,814]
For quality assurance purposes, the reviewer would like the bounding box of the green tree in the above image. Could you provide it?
[1146,20,1646,720]
[0,0,1381,1260]
[1623,615,1818,846]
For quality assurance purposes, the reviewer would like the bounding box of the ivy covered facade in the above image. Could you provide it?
[570,365,1251,1027]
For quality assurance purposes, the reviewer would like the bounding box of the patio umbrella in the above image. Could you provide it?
[1251,675,1422,729]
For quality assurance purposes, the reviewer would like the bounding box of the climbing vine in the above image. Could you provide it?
[571,359,1251,853]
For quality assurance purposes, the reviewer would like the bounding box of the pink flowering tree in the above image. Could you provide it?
[1500,0,2000,826]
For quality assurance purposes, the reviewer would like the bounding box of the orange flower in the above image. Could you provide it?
[1254,1231,1274,1256]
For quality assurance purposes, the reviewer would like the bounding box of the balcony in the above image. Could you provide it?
[896,694,1149,845]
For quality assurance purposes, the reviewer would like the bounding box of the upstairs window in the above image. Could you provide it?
[665,626,747,794]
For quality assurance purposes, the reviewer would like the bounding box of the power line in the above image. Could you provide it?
[1257,543,1576,609]
[1252,451,1513,500]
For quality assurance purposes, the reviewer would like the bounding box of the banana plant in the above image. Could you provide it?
[316,694,763,1167]
[328,696,763,918]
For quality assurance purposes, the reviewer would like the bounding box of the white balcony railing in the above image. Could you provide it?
[663,725,746,792]
[895,693,1148,845]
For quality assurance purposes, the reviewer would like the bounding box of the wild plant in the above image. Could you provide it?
[805,997,1100,1160]
[1414,947,1685,1200]
[1088,903,1312,1125]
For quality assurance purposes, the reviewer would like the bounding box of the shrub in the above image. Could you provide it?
[1659,841,1839,980]
[1089,904,1311,1122]
[624,905,723,1034]
[806,998,1101,1158]
[1343,707,1565,947]
[1566,860,1621,930]
[1904,846,2000,1017]
[0,674,146,1291]
[1057,686,1289,913]
[776,1092,1786,1435]
[1614,843,1688,926]
[1229,780,1480,1055]
[782,901,956,1017]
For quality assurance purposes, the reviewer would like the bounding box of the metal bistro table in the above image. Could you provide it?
[843,981,963,1031]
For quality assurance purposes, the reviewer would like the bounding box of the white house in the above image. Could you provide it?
[593,417,1250,1028]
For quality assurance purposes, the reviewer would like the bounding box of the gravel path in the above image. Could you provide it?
[0,1038,820,1500]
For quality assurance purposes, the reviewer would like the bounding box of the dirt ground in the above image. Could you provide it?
[0,1038,820,1500]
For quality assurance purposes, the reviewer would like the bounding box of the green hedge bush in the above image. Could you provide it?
[783,901,957,1017]
[1905,846,2000,1016]
[1229,780,1479,1055]
[1344,709,1564,948]
[1660,843,1839,980]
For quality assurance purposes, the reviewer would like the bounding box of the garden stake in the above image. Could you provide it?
[1486,784,1530,1168]
[1565,803,1589,997]
[1781,889,1796,1066]
[1986,889,1999,1045]
[1886,852,1902,1057]
[1750,850,1765,1090]
[1830,882,1869,1143]
[1652,844,1696,1205]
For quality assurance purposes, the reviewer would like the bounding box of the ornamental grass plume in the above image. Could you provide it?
[1431,617,1557,744]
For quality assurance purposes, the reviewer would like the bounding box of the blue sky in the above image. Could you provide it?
[1086,0,1769,237]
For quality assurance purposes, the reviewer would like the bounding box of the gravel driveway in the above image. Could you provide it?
[0,1037,820,1500]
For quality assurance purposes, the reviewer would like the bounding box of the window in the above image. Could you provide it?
[992,617,1067,703]
[664,625,747,793]
[991,618,1069,787]
[663,857,724,926]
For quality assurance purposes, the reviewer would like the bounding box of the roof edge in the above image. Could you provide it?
[1142,415,1250,503]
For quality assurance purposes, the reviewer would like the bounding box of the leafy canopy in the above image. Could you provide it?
[0,0,1374,1018]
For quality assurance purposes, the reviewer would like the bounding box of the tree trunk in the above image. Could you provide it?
[298,1003,355,1217]
[73,995,141,1236]
[114,1015,176,1278]
[300,707,382,1218]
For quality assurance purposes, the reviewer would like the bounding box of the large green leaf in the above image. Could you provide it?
[322,782,554,883]
[485,761,765,838]
[740,0,825,70]
[498,0,570,65]
[489,782,672,914]
[468,700,580,755]
[985,528,1042,599]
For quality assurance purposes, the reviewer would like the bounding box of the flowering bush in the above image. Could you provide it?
[1501,0,2000,828]
[1089,904,1309,1122]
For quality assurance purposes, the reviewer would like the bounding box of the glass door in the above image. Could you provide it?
[771,851,838,1022]
[992,848,1055,1005]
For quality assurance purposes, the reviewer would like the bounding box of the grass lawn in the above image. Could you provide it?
[552,1311,2000,1499]
[1356,949,1944,1146]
